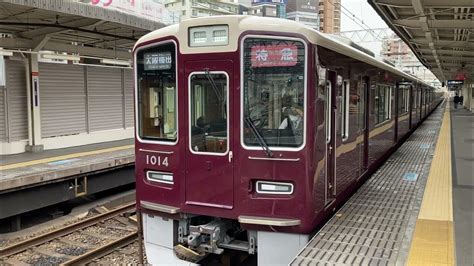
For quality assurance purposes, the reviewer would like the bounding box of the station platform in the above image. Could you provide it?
[0,139,135,222]
[291,99,472,265]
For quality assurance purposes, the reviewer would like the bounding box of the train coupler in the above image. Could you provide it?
[186,219,233,255]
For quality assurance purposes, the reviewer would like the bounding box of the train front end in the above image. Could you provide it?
[134,16,321,265]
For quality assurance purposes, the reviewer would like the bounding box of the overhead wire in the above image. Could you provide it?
[324,0,386,42]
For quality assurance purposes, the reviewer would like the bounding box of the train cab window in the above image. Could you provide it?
[189,72,228,154]
[242,37,306,148]
[375,85,391,125]
[136,42,177,142]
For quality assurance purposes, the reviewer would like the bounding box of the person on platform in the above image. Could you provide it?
[453,93,460,109]
[459,95,464,107]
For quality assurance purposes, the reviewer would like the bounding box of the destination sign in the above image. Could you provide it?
[251,44,298,68]
[144,52,172,70]
[447,80,464,86]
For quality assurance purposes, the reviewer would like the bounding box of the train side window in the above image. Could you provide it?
[136,42,177,142]
[341,80,350,141]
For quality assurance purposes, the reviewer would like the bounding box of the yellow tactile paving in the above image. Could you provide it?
[408,102,455,265]
[0,144,134,171]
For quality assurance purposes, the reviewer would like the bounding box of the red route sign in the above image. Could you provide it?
[251,44,298,68]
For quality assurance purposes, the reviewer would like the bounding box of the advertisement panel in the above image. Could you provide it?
[79,0,173,24]
[252,0,288,4]
[287,0,317,13]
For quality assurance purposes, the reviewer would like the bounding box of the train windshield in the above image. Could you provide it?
[136,42,177,142]
[242,37,306,148]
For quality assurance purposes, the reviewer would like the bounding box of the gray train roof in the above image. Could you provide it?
[135,15,433,89]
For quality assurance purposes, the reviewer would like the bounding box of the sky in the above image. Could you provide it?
[339,0,390,57]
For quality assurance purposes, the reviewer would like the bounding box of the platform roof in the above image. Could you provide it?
[369,0,474,83]
[0,0,168,60]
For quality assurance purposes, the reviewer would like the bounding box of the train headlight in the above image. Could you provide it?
[189,25,228,47]
[256,181,294,195]
[147,171,174,185]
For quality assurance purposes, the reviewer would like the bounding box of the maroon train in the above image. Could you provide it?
[133,16,442,265]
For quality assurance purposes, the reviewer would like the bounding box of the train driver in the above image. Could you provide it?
[279,94,304,140]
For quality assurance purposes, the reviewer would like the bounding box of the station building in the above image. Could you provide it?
[0,0,171,155]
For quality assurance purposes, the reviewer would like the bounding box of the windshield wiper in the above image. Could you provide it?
[204,69,223,102]
[244,116,273,158]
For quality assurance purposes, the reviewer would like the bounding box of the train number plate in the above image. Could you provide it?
[146,154,169,167]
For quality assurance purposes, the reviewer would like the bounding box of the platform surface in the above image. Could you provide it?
[291,102,451,265]
[0,139,134,191]
[450,105,474,265]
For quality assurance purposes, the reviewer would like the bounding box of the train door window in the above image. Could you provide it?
[398,87,404,114]
[412,87,417,111]
[341,80,350,141]
[387,86,392,119]
[136,42,177,142]
[404,88,410,113]
[417,88,421,108]
[325,80,331,143]
[359,80,366,131]
[189,72,228,154]
[318,65,328,138]
[242,37,306,149]
[375,85,390,125]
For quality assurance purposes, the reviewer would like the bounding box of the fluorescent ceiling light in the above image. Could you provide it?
[0,49,13,56]
[100,58,131,66]
[42,53,80,61]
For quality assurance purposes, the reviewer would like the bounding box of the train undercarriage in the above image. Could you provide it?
[142,213,309,265]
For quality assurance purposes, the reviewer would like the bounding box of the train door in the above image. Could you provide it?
[325,70,337,203]
[184,60,234,209]
[359,76,369,174]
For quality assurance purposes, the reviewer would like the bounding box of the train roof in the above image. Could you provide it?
[135,15,434,89]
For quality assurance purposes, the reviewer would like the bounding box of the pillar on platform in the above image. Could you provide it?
[25,53,43,152]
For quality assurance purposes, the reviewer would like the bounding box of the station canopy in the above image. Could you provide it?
[370,0,473,83]
[0,0,171,60]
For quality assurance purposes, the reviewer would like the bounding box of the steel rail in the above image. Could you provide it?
[60,231,138,266]
[0,202,136,257]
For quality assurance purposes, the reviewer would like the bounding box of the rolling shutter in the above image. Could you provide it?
[87,66,124,132]
[6,59,27,141]
[40,63,87,138]
[124,69,134,128]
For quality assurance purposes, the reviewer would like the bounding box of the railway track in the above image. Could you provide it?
[0,202,138,265]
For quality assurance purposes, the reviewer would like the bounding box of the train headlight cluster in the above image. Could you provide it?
[189,25,229,47]
[147,171,174,185]
[256,181,294,195]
